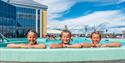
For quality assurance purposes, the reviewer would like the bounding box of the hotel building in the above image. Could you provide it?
[0,0,48,38]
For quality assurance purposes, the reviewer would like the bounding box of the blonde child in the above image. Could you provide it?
[7,30,46,48]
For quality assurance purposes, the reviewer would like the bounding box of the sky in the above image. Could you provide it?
[33,0,125,34]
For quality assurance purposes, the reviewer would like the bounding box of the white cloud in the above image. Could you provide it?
[33,0,76,20]
[52,10,124,25]
[78,0,125,6]
[33,0,125,20]
[47,10,125,33]
[33,0,125,33]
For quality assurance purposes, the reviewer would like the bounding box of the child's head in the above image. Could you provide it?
[27,30,38,45]
[60,30,71,44]
[90,31,101,44]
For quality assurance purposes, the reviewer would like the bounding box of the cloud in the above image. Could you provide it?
[47,10,125,33]
[34,0,125,20]
[33,0,125,20]
[33,0,125,33]
[33,0,76,20]
[78,0,125,5]
[51,10,124,25]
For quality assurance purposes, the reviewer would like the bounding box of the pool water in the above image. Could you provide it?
[46,37,125,47]
[0,37,125,62]
[0,38,46,47]
[0,37,125,48]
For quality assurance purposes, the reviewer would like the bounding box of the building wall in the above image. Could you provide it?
[123,31,125,38]
[0,1,16,38]
[41,9,47,38]
[16,7,37,37]
[0,0,47,38]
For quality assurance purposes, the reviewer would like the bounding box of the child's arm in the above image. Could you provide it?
[82,42,92,48]
[50,44,63,48]
[101,42,121,47]
[7,44,22,48]
[31,44,46,49]
[65,44,82,48]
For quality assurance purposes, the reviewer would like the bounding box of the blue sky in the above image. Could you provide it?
[34,0,125,33]
[59,1,125,20]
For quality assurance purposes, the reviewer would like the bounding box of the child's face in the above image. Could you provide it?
[27,32,37,44]
[61,32,71,44]
[91,33,101,44]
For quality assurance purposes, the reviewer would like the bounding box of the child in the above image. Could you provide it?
[7,30,46,48]
[82,31,121,48]
[50,30,82,48]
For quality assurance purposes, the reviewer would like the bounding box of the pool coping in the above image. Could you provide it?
[0,47,125,62]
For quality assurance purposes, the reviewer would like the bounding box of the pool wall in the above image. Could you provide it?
[0,48,125,62]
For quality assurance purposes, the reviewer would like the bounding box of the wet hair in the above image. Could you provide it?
[90,31,101,40]
[26,30,38,37]
[60,30,71,37]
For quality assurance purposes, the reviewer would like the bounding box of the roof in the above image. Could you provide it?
[4,0,48,9]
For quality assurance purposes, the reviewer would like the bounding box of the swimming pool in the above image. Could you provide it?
[46,37,125,47]
[0,37,125,62]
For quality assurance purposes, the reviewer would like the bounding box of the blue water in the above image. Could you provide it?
[0,37,125,47]
[46,37,125,47]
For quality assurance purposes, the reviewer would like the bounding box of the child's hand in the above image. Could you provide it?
[50,44,63,48]
[20,44,32,48]
[92,44,102,47]
[96,44,102,47]
[101,44,109,48]
[63,45,70,48]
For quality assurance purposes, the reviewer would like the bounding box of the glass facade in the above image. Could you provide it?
[0,0,41,38]
[16,7,37,37]
[0,0,16,38]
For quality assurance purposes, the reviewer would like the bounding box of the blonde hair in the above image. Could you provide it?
[90,31,101,40]
[60,30,71,37]
[26,30,38,37]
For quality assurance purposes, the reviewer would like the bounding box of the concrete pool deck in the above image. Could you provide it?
[0,47,125,62]
[0,60,125,63]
